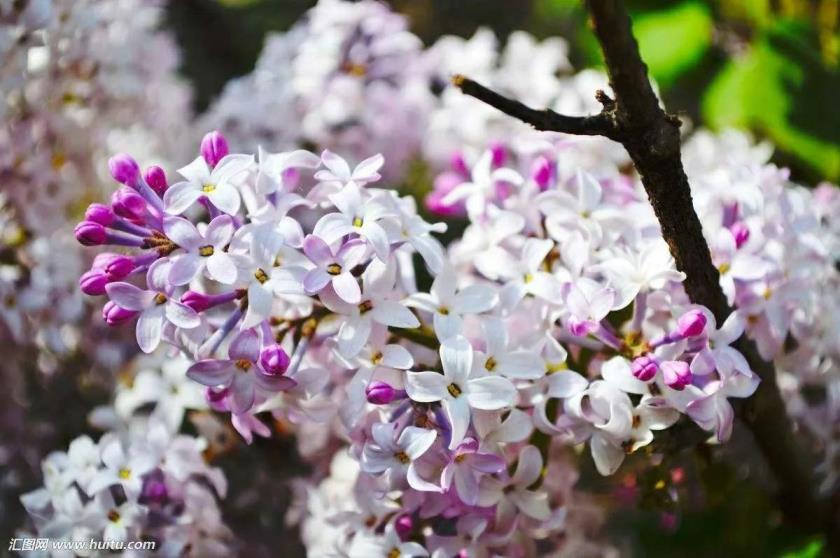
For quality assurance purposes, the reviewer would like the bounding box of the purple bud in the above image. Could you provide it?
[531,156,553,191]
[731,222,750,249]
[104,255,134,280]
[74,221,107,246]
[144,165,168,195]
[366,381,397,405]
[108,154,140,186]
[489,141,507,167]
[677,310,707,338]
[102,301,137,326]
[260,345,290,375]
[111,187,146,220]
[631,355,659,382]
[661,360,691,391]
[394,514,413,540]
[450,151,469,176]
[200,131,229,168]
[85,203,113,226]
[181,290,212,312]
[79,270,109,296]
[142,479,168,503]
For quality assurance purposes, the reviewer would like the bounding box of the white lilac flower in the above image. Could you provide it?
[166,214,238,285]
[105,259,200,353]
[361,422,439,492]
[405,265,498,340]
[164,153,254,215]
[405,336,516,449]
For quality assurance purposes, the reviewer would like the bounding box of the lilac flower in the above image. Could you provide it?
[405,336,516,449]
[314,182,394,261]
[686,372,760,442]
[596,240,686,308]
[442,150,523,217]
[164,152,254,215]
[440,438,505,505]
[302,235,367,304]
[493,237,563,308]
[474,317,543,379]
[361,422,439,492]
[405,265,498,340]
[314,150,384,191]
[256,146,321,195]
[348,523,429,558]
[329,259,419,358]
[187,329,296,414]
[105,259,200,353]
[564,277,615,337]
[479,445,551,522]
[86,436,156,499]
[165,215,237,285]
[690,310,752,378]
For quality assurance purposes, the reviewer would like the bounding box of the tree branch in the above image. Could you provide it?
[452,0,836,541]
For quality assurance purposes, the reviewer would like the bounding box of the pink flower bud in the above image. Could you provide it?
[79,270,109,295]
[677,310,707,338]
[450,151,469,176]
[102,301,137,326]
[531,156,553,191]
[200,131,229,168]
[144,165,168,195]
[425,172,465,217]
[74,221,106,246]
[394,514,413,540]
[111,187,146,220]
[103,255,134,280]
[661,360,691,390]
[489,141,507,167]
[631,355,659,382]
[108,154,140,185]
[260,345,290,375]
[206,387,230,411]
[366,381,397,404]
[731,222,750,249]
[180,290,212,312]
[142,479,168,503]
[85,203,113,226]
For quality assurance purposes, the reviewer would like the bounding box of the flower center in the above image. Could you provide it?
[199,245,214,257]
[632,414,641,428]
[236,359,252,372]
[343,62,367,77]
[394,451,410,464]
[358,300,373,314]
[153,293,167,305]
[523,272,534,284]
[387,548,401,558]
[438,306,450,316]
[107,509,121,523]
[718,262,731,275]
[254,268,269,284]
[371,351,383,365]
[485,356,497,372]
[118,467,131,480]
[352,216,364,227]
[447,383,462,398]
[454,453,467,463]
[546,361,567,374]
[202,183,216,193]
[326,263,342,276]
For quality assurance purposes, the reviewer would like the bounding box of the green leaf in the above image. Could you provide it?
[632,1,713,89]
[702,20,840,180]
[780,538,824,558]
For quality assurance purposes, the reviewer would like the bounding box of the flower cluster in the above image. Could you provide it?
[202,0,430,183]
[20,417,231,557]
[72,125,784,554]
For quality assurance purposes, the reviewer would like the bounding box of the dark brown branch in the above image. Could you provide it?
[452,75,619,139]
[453,0,836,542]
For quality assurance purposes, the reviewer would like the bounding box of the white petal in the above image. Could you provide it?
[405,371,447,403]
[466,376,516,410]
